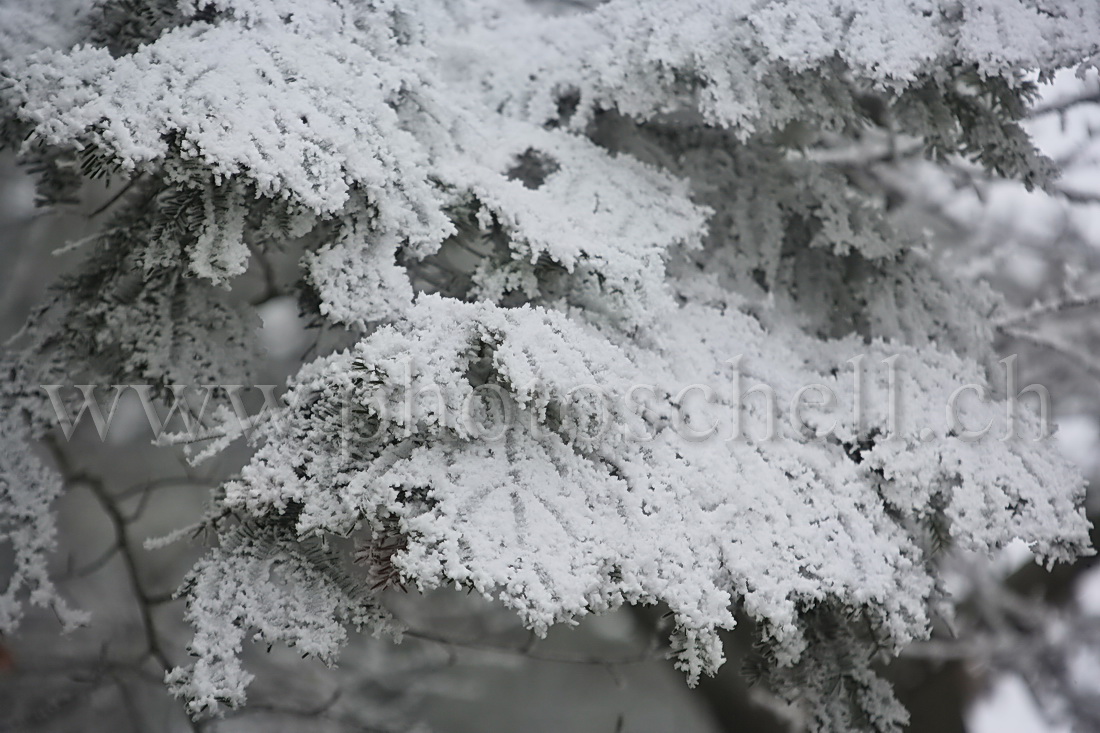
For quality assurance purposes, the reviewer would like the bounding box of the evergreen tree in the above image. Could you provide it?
[2,1,1099,730]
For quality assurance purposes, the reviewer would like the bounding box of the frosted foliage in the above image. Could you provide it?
[427,119,709,324]
[10,214,260,405]
[166,526,391,716]
[229,297,1086,695]
[9,19,442,223]
[2,0,1098,730]
[434,0,1100,131]
[0,422,87,633]
[306,224,416,329]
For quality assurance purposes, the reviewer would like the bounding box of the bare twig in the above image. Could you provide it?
[1001,328,1100,385]
[87,173,145,219]
[63,543,120,580]
[1029,89,1100,118]
[995,290,1100,328]
[247,242,282,306]
[402,627,666,666]
[43,434,203,733]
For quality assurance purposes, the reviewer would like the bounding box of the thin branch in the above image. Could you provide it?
[87,173,145,219]
[803,137,923,166]
[402,627,666,666]
[248,242,281,306]
[119,476,209,523]
[116,475,208,501]
[43,434,203,733]
[1029,89,1100,118]
[1001,328,1100,385]
[108,669,144,733]
[995,290,1100,328]
[62,542,121,580]
[1052,185,1100,205]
